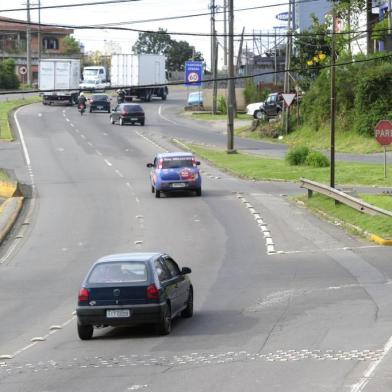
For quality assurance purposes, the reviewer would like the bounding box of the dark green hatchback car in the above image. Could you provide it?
[76,252,193,340]
[110,103,145,126]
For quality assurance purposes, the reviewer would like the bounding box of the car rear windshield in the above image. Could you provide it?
[123,105,143,113]
[162,157,194,169]
[92,95,108,101]
[88,262,148,283]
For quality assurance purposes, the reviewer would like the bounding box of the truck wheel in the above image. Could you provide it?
[161,91,167,101]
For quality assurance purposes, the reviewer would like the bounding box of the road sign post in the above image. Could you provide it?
[374,120,392,178]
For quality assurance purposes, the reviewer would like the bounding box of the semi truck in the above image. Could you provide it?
[39,59,81,105]
[110,54,168,102]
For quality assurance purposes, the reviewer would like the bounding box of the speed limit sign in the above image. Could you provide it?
[187,72,199,83]
[19,66,27,75]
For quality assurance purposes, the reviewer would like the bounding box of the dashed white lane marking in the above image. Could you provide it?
[136,130,168,152]
[70,123,74,127]
[104,159,112,167]
[350,335,392,392]
[158,104,178,125]
[236,192,276,255]
[65,118,70,122]
[87,142,93,147]
[38,113,42,117]
[80,134,86,140]
[128,386,149,391]
[103,132,108,136]
[96,150,103,156]
[115,169,124,178]
[75,128,80,133]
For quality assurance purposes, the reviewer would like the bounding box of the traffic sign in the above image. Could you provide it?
[282,93,296,107]
[276,12,289,21]
[185,61,203,86]
[19,66,27,75]
[374,120,392,146]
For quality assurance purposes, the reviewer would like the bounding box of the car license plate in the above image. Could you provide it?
[131,117,138,121]
[97,106,103,109]
[172,183,186,188]
[106,309,130,318]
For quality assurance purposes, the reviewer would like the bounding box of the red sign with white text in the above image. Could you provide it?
[375,120,392,146]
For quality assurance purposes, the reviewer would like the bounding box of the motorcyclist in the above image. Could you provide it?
[77,92,87,109]
[117,89,125,104]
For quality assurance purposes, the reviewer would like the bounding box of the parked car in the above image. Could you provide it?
[146,152,202,198]
[76,252,193,339]
[187,91,203,106]
[110,103,145,126]
[246,101,265,118]
[89,94,111,113]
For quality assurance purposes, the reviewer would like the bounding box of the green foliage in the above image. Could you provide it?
[63,36,80,55]
[243,79,270,104]
[354,61,392,136]
[218,95,227,114]
[285,145,310,166]
[372,18,388,41]
[305,151,330,167]
[132,28,204,71]
[0,59,19,89]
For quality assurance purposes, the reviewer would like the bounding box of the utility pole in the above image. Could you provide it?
[26,0,32,86]
[210,0,218,114]
[38,0,41,61]
[389,0,392,35]
[283,0,292,134]
[223,0,228,67]
[227,0,235,152]
[330,4,337,189]
[274,29,277,85]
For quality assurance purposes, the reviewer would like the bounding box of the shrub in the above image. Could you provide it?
[285,145,310,165]
[218,95,227,114]
[243,79,270,105]
[0,59,20,89]
[305,150,330,167]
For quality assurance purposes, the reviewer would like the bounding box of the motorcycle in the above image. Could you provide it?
[78,102,86,115]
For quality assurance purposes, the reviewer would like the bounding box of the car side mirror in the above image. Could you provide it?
[181,267,192,275]
[146,163,153,168]
[111,108,115,112]
[196,161,201,165]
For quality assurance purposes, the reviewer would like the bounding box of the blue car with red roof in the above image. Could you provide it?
[146,152,202,198]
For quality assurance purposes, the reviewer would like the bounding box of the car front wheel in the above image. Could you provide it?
[181,288,193,318]
[155,189,161,198]
[119,118,124,126]
[110,117,115,124]
[196,188,202,197]
[256,110,265,120]
[77,322,93,340]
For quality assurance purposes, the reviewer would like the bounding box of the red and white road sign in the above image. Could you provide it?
[374,120,392,146]
[282,93,296,107]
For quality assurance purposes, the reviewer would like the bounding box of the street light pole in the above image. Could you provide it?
[330,4,337,189]
[227,0,235,152]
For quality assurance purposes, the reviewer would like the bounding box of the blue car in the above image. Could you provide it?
[146,152,202,198]
[187,91,203,106]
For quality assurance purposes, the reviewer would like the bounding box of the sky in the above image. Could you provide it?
[0,0,288,68]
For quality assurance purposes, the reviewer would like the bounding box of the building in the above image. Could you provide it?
[0,16,78,84]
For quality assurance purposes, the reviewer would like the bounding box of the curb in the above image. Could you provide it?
[0,197,24,245]
[369,234,392,246]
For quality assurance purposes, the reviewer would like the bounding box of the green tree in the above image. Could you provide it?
[166,40,203,71]
[132,28,172,55]
[63,36,80,55]
[0,59,19,89]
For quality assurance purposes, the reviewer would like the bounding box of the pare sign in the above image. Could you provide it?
[374,120,392,146]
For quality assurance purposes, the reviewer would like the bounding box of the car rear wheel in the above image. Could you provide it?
[110,117,115,124]
[196,188,202,197]
[155,189,161,198]
[119,118,124,126]
[151,185,155,193]
[156,305,172,335]
[107,108,110,113]
[77,322,93,340]
[89,108,93,113]
[140,120,145,126]
[181,288,193,318]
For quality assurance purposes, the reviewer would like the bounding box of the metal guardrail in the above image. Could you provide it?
[300,178,392,218]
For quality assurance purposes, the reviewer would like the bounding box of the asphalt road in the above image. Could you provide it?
[0,92,391,392]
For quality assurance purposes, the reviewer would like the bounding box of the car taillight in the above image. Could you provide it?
[121,111,127,115]
[158,159,163,170]
[78,288,89,302]
[147,284,159,299]
[90,100,94,103]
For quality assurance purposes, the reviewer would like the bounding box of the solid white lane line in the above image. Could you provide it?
[115,169,124,178]
[14,108,32,166]
[158,104,178,125]
[80,134,86,139]
[104,159,112,167]
[350,335,392,392]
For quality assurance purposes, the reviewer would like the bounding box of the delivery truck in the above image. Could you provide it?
[110,54,168,102]
[39,59,81,105]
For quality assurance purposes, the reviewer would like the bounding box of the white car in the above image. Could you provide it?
[246,101,265,119]
[79,79,110,92]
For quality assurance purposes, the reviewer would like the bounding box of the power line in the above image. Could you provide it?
[0,0,140,13]
[1,52,391,95]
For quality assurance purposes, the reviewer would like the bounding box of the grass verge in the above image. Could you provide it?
[0,96,41,140]
[189,144,392,187]
[0,169,10,181]
[297,193,392,239]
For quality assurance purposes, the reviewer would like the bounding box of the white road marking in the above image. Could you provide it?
[75,128,80,133]
[136,131,168,152]
[31,337,46,342]
[158,104,178,125]
[96,150,103,156]
[87,142,93,147]
[104,159,112,167]
[350,335,392,392]
[80,134,86,140]
[115,169,124,178]
[103,132,108,136]
[65,118,70,122]
[38,113,42,117]
[70,123,74,127]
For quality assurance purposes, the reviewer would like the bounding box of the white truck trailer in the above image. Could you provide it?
[39,59,81,105]
[110,54,168,101]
